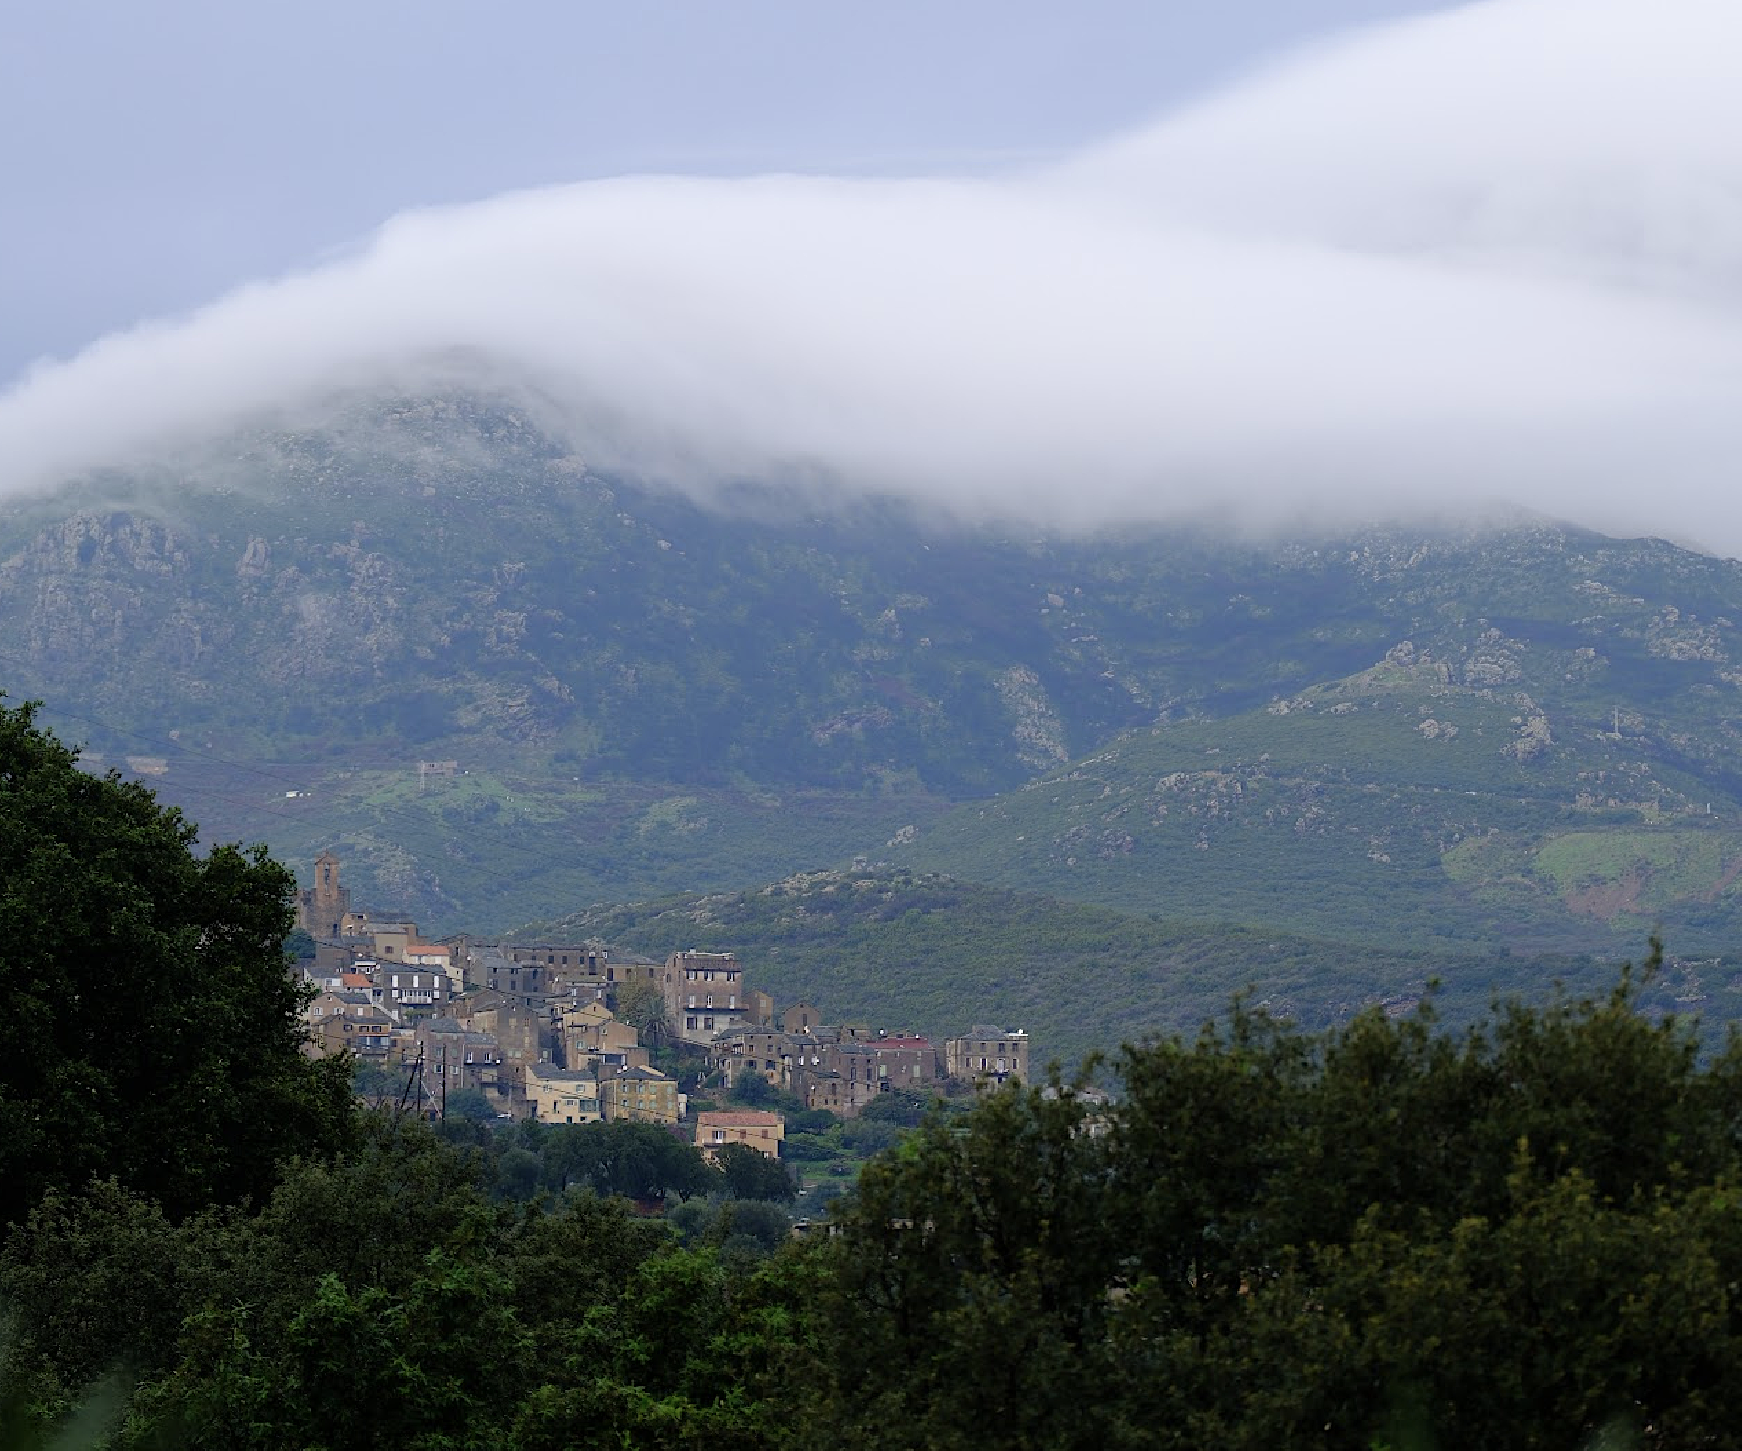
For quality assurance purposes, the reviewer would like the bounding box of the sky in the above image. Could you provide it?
[4,0,1741,553]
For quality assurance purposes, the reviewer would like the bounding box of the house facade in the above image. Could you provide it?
[944,1026,1029,1086]
[694,1109,785,1160]
[600,1065,680,1125]
[525,1063,602,1125]
[661,950,752,1046]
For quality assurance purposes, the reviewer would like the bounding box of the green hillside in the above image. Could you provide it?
[888,643,1742,954]
[136,748,946,934]
[7,395,1742,953]
[522,869,1719,1069]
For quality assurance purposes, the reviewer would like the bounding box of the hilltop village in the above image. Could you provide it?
[295,852,1030,1160]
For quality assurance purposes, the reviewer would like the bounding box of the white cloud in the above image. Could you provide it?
[2,0,1740,551]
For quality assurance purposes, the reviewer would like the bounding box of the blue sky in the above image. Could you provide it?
[2,1,1449,377]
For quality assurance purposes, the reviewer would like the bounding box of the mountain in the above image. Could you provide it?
[885,630,1742,956]
[5,396,1742,970]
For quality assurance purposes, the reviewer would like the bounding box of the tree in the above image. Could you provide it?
[541,1120,714,1203]
[613,979,668,1042]
[728,1071,774,1107]
[803,954,1742,1447]
[443,1087,497,1124]
[715,1142,795,1203]
[813,1078,1116,1449]
[0,698,355,1226]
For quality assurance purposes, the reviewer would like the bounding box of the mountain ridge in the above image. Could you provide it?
[5,397,1742,965]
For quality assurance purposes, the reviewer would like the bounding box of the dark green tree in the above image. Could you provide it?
[542,1119,715,1203]
[714,1142,795,1203]
[804,953,1742,1448]
[814,1080,1116,1449]
[0,699,355,1226]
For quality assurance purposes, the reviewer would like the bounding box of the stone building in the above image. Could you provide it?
[662,950,752,1046]
[945,1026,1030,1086]
[695,1109,785,1160]
[600,1065,680,1125]
[295,851,351,940]
[525,1063,602,1125]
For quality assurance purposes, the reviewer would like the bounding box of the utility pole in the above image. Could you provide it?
[397,1045,425,1119]
[440,1043,448,1121]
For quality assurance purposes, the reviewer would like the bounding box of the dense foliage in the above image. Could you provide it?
[816,947,1742,1448]
[8,943,1742,1446]
[0,698,353,1227]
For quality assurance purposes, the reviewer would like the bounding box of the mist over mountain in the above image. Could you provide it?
[11,7,1742,1441]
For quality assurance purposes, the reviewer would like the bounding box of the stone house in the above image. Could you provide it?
[401,942,454,991]
[781,1001,821,1035]
[714,1027,796,1091]
[945,1026,1030,1086]
[302,992,397,1060]
[555,1001,640,1067]
[525,1063,602,1125]
[378,964,448,1013]
[817,1043,885,1118]
[864,1035,939,1089]
[801,1071,848,1116]
[413,1018,506,1098]
[695,1109,785,1160]
[662,950,752,1046]
[451,991,545,1096]
[600,1065,680,1125]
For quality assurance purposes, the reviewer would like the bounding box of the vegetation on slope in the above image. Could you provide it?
[890,640,1742,954]
[523,868,1709,1068]
[7,697,1742,1445]
[10,395,1742,954]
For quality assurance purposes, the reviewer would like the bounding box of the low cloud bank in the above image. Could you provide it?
[3,0,1740,550]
